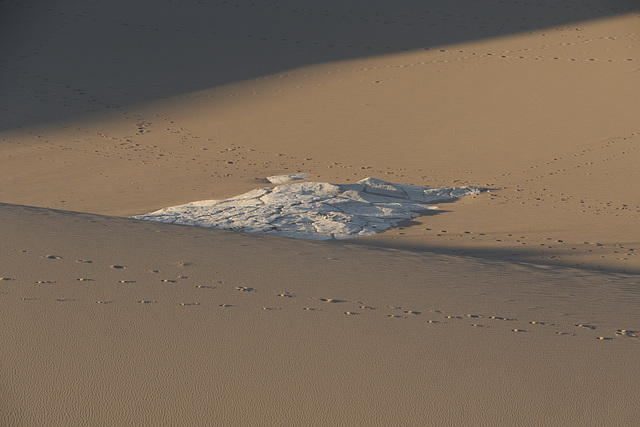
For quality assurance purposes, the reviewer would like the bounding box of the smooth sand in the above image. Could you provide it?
[1,1,639,425]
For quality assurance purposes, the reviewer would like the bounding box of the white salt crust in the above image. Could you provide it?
[266,173,309,184]
[132,177,484,240]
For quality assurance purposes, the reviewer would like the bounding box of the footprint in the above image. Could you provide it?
[111,265,126,269]
[96,301,115,304]
[138,300,157,304]
[404,310,421,315]
[470,324,489,328]
[319,298,346,303]
[76,259,93,264]
[1,277,14,281]
[512,329,529,333]
[262,307,281,311]
[466,314,483,318]
[161,279,177,283]
[303,307,322,311]
[219,303,232,307]
[278,292,294,298]
[43,255,62,259]
[76,278,94,282]
[236,286,255,292]
[387,314,406,319]
[445,315,463,319]
[426,320,441,324]
[196,285,215,289]
[359,306,376,310]
[575,324,597,330]
[615,330,638,337]
[21,297,39,301]
[555,332,576,336]
[344,311,359,315]
[180,302,200,306]
[596,337,614,340]
[55,298,75,302]
[490,316,518,321]
[35,280,55,284]
[529,321,555,326]
[119,280,136,284]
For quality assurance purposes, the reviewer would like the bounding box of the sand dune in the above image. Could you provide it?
[1,0,639,425]
[2,0,637,129]
[2,202,639,425]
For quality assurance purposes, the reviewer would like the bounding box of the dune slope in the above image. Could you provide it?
[2,203,639,425]
[1,0,639,425]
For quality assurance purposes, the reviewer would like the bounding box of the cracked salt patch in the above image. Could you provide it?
[131,177,485,240]
[266,173,309,184]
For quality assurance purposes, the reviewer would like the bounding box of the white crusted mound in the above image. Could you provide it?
[132,177,484,240]
[266,173,309,184]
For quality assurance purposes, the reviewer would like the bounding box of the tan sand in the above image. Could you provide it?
[2,203,639,425]
[1,0,639,425]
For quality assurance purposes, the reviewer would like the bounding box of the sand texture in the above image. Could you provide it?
[1,0,639,425]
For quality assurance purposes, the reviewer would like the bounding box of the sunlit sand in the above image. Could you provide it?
[1,1,639,425]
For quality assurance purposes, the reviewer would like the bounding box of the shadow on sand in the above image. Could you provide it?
[1,0,638,129]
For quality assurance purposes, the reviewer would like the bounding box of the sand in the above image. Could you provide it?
[1,0,639,425]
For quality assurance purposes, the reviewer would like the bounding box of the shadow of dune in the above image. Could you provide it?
[1,0,638,130]
[3,200,639,277]
[340,236,640,276]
